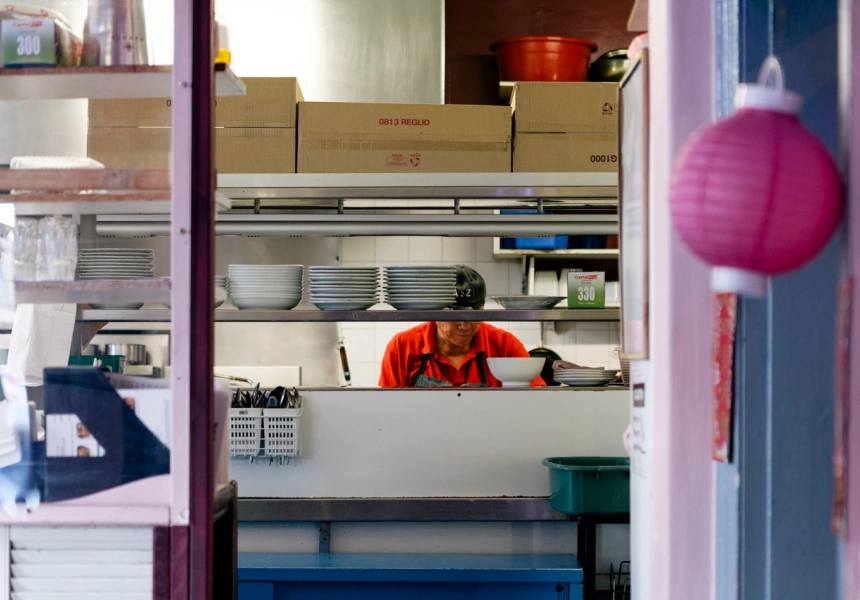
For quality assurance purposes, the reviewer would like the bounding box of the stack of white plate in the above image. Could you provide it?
[227,265,303,310]
[214,275,228,308]
[308,267,380,311]
[77,248,155,310]
[553,368,619,387]
[383,266,457,310]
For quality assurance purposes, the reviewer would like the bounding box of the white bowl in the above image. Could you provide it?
[231,297,302,310]
[486,357,546,387]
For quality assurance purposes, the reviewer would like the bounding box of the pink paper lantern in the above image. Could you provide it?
[670,57,843,296]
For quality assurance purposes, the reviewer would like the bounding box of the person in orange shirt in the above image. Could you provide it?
[379,266,546,388]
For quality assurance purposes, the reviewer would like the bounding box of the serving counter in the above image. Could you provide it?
[230,387,628,499]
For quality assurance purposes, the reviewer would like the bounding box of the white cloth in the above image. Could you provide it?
[7,303,77,386]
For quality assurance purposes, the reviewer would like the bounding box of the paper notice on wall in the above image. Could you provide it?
[46,414,105,458]
[832,276,852,537]
[712,293,738,463]
[116,389,171,448]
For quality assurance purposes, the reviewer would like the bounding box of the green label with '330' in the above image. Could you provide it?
[568,272,606,309]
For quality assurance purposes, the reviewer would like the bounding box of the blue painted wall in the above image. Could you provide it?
[716,0,841,597]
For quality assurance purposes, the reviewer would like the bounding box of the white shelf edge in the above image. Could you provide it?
[15,279,170,304]
[628,0,648,31]
[0,504,170,526]
[0,65,245,101]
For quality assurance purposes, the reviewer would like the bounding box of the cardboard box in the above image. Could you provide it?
[514,133,618,173]
[512,82,618,134]
[567,271,606,309]
[87,127,296,173]
[297,102,512,173]
[511,82,618,173]
[88,77,304,128]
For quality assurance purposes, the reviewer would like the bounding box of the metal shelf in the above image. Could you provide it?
[493,248,620,260]
[217,172,618,201]
[1,169,231,215]
[0,64,246,100]
[239,497,568,522]
[79,307,619,322]
[95,213,618,237]
[11,192,232,216]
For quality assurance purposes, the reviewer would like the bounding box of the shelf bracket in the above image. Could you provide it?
[537,198,545,215]
[318,521,331,554]
[454,198,461,215]
[337,199,344,215]
[254,199,261,215]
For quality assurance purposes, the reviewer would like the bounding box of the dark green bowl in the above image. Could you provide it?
[588,49,630,82]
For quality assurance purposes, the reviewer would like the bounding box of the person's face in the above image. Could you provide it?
[436,319,482,349]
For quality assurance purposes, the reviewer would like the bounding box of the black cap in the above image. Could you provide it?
[452,265,486,309]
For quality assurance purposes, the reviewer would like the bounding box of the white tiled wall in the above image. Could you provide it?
[340,236,620,387]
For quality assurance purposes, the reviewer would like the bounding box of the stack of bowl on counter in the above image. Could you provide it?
[226,264,304,310]
[382,266,457,310]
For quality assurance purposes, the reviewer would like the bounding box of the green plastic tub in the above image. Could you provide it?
[68,354,126,374]
[542,457,630,515]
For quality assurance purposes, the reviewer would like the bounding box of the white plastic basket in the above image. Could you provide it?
[229,408,263,458]
[263,406,302,458]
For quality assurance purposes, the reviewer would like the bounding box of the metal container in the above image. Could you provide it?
[104,343,147,365]
[82,344,100,356]
[81,0,149,66]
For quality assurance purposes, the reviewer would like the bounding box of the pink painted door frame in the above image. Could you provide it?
[634,0,717,598]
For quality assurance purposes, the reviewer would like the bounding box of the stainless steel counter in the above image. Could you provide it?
[238,497,568,522]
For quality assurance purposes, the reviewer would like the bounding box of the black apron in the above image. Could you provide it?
[411,352,489,388]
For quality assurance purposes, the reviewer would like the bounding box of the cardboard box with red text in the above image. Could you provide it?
[297,102,512,173]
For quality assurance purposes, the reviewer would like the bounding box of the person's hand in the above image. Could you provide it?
[552,360,604,370]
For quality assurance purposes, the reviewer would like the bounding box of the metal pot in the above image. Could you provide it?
[104,343,147,365]
[81,0,149,66]
[588,49,630,82]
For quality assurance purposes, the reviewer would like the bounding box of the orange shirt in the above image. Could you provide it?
[378,322,546,388]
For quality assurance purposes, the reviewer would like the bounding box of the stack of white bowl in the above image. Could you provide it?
[383,266,457,310]
[77,248,155,310]
[553,368,619,387]
[308,267,380,311]
[227,265,303,310]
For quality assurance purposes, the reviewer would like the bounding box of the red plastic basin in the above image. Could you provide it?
[490,36,598,82]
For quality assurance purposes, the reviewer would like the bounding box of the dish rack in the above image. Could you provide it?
[595,561,631,599]
[229,398,303,465]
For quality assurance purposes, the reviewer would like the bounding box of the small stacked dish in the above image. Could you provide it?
[383,266,457,310]
[227,265,303,310]
[308,267,380,311]
[215,275,228,308]
[77,248,155,310]
[554,368,619,387]
[491,295,566,310]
